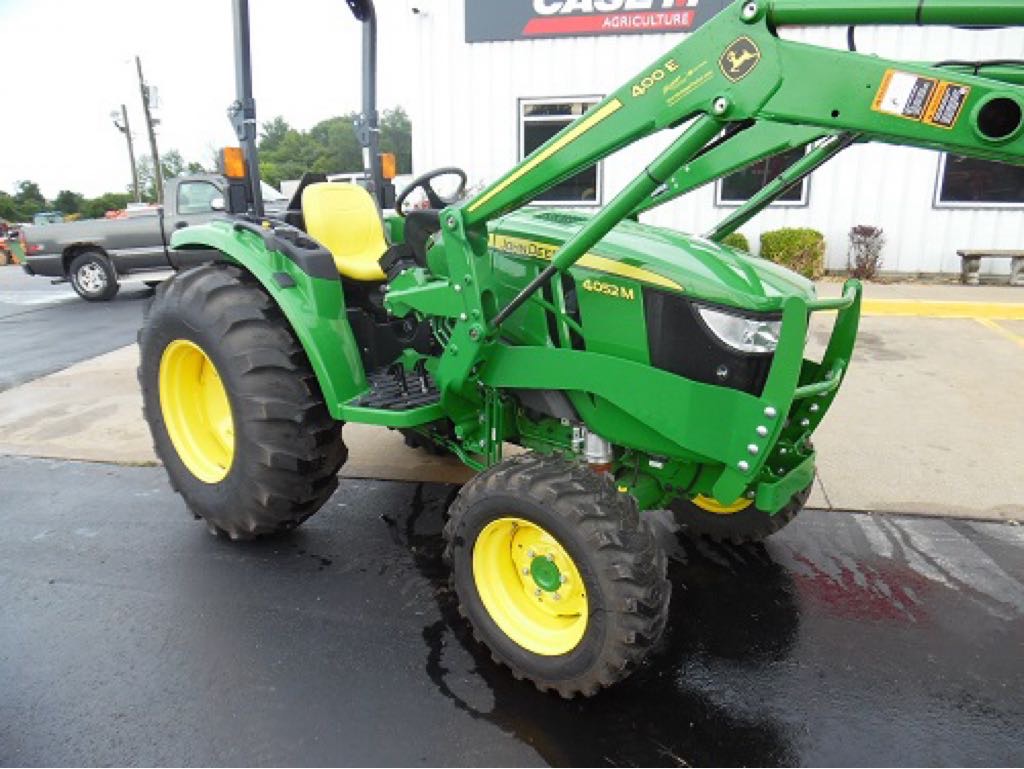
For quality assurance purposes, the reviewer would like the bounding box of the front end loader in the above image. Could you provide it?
[138,0,1024,695]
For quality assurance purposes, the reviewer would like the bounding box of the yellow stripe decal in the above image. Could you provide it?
[490,234,682,291]
[468,99,624,214]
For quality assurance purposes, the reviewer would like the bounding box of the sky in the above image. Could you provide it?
[0,0,414,199]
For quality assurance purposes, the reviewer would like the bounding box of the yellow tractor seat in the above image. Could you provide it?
[301,182,387,281]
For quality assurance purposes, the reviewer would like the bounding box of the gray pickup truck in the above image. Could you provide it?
[21,174,287,301]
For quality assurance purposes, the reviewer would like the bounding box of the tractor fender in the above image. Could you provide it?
[170,220,368,418]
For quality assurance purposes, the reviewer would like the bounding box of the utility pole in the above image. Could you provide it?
[111,104,140,202]
[136,56,163,204]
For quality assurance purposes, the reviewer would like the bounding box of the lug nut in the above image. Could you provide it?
[738,460,750,472]
[748,444,759,456]
[765,406,778,419]
[560,575,568,584]
[757,425,769,437]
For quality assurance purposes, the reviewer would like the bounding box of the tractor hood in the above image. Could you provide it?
[489,209,816,313]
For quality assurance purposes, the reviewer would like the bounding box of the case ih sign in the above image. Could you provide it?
[465,0,731,42]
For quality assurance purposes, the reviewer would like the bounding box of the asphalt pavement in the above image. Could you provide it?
[0,266,151,392]
[1,455,1021,767]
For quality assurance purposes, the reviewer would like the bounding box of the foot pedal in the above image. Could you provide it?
[353,366,440,410]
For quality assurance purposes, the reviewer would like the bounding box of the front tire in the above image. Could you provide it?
[445,453,670,697]
[138,264,347,539]
[69,250,119,302]
[669,482,812,545]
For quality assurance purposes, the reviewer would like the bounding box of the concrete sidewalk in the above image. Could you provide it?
[0,281,1021,520]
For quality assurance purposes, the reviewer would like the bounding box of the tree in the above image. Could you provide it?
[162,150,186,180]
[14,180,46,208]
[137,149,198,200]
[380,107,412,174]
[80,192,132,220]
[259,116,292,153]
[256,106,412,187]
[53,190,85,215]
[0,191,19,222]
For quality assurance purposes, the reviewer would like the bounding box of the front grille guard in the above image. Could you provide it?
[710,279,863,512]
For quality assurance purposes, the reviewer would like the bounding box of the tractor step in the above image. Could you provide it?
[352,364,440,411]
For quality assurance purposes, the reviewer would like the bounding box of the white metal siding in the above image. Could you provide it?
[398,1,1024,275]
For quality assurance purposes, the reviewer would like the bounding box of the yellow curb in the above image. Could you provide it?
[862,299,1024,320]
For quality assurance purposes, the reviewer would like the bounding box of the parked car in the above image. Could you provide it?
[21,175,287,301]
[32,211,65,226]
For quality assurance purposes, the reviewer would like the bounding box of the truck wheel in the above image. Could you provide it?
[445,453,670,697]
[669,482,812,545]
[138,264,346,539]
[69,250,119,302]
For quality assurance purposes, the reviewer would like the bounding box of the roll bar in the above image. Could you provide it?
[347,0,385,207]
[227,0,387,217]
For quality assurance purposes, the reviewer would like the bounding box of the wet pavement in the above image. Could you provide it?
[1,455,1022,766]
[0,267,150,392]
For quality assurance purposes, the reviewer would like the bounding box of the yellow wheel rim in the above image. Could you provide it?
[158,339,235,484]
[472,517,588,656]
[691,494,753,515]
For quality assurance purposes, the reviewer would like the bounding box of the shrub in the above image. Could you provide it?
[760,228,826,279]
[848,225,885,280]
[721,231,751,253]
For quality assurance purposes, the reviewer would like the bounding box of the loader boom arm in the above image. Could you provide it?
[447,0,1024,330]
[463,0,1024,230]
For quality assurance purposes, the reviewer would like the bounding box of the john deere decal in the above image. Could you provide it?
[719,36,761,82]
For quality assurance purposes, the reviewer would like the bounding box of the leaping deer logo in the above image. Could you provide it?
[727,49,756,73]
[720,37,761,82]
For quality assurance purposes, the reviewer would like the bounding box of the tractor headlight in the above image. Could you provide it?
[696,306,782,354]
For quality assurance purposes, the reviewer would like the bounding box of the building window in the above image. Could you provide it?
[935,154,1024,208]
[520,97,602,205]
[716,147,809,207]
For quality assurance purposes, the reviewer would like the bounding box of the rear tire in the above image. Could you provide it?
[445,453,670,697]
[69,250,119,302]
[669,482,812,545]
[138,264,346,539]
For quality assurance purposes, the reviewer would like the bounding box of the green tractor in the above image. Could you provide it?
[139,0,1024,695]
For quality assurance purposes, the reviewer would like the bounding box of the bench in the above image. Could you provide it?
[957,250,1024,287]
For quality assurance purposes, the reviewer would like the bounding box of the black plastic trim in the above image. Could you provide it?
[644,289,776,396]
[232,220,338,281]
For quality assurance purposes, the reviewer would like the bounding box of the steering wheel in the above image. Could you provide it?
[395,167,468,216]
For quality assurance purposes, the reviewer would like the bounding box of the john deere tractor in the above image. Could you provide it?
[139,0,1024,695]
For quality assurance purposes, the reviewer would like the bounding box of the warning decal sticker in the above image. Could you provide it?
[873,70,938,121]
[925,82,971,129]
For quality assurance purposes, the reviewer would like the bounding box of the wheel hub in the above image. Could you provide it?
[529,555,563,593]
[158,339,235,484]
[78,263,106,292]
[472,517,588,656]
